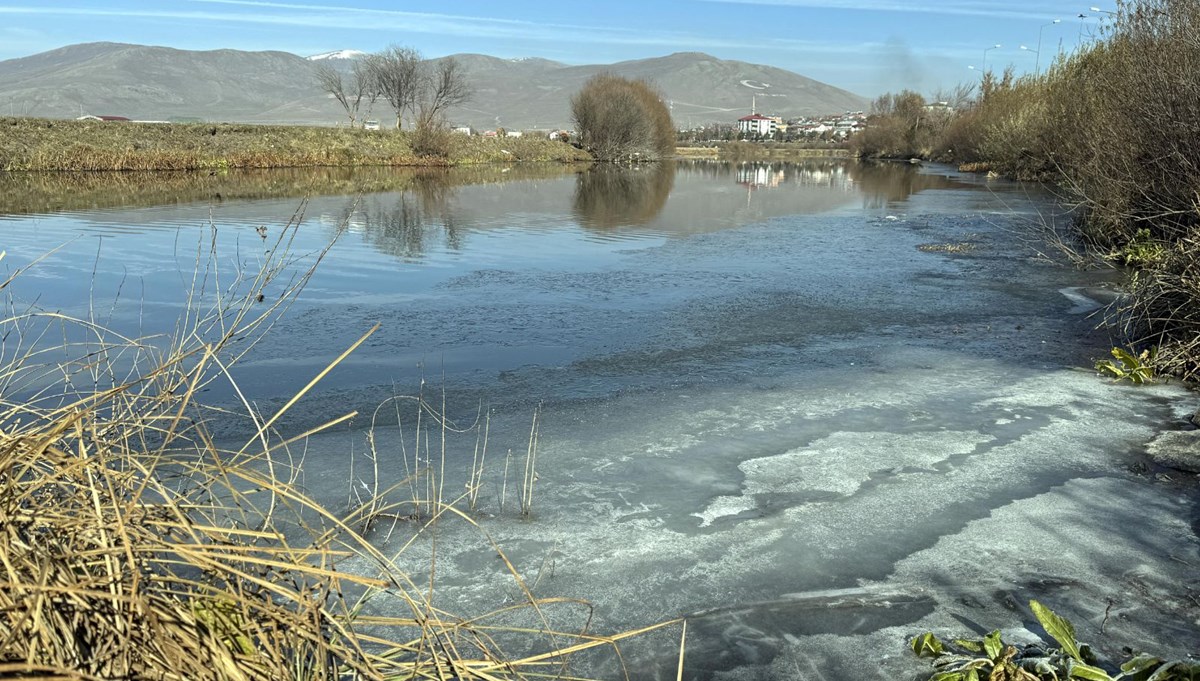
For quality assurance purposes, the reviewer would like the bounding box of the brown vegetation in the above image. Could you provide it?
[852,91,945,160]
[570,75,675,161]
[0,216,674,679]
[0,117,589,172]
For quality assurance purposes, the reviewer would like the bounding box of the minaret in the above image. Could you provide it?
[752,95,756,115]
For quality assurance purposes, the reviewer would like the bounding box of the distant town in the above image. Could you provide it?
[73,108,871,147]
[707,109,867,143]
[450,107,871,144]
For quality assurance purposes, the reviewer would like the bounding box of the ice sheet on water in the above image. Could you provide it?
[732,475,1200,680]
[694,430,993,526]
[320,347,1197,679]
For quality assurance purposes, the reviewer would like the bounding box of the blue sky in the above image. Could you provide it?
[0,0,1110,96]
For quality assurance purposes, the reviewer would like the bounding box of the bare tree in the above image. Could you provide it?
[416,57,471,129]
[352,59,381,123]
[947,83,977,110]
[315,60,378,127]
[315,62,352,125]
[366,46,422,129]
[928,84,976,111]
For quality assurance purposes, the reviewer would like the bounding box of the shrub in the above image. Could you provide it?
[570,74,675,161]
[408,121,454,160]
[853,91,932,159]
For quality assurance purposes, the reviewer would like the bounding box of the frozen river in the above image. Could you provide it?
[2,161,1197,678]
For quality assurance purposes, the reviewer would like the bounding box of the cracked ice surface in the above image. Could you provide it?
[321,354,1198,680]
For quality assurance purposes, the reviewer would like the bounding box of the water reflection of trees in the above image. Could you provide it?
[848,161,966,209]
[344,172,466,261]
[572,163,675,229]
[672,159,968,209]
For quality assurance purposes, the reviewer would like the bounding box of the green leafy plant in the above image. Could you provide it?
[1095,346,1158,384]
[1118,229,1167,267]
[910,600,1200,681]
[910,627,1039,681]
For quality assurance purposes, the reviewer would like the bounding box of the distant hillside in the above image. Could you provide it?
[0,43,868,129]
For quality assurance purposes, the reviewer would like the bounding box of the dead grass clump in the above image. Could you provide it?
[956,162,992,174]
[917,242,977,254]
[0,209,674,679]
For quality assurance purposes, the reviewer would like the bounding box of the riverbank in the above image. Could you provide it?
[0,117,591,171]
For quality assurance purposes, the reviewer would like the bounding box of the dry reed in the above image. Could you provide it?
[0,205,677,679]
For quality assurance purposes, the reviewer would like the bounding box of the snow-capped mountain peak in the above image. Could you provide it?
[307,49,367,61]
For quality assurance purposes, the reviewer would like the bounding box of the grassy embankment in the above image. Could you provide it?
[0,117,591,171]
[853,0,1200,380]
[0,222,676,678]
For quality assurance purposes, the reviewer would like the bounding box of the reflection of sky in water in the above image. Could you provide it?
[0,160,1026,404]
[0,161,980,326]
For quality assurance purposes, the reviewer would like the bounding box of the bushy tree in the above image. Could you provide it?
[853,90,938,158]
[570,75,675,161]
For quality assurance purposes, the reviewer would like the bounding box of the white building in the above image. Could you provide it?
[737,113,775,137]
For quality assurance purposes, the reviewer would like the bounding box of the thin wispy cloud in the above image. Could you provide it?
[696,0,1060,21]
[184,0,874,53]
[0,2,873,56]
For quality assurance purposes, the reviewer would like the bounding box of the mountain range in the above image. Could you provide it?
[0,42,868,130]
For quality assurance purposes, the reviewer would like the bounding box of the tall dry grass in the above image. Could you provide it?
[0,207,676,679]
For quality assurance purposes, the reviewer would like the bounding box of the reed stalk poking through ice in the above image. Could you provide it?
[521,403,542,517]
